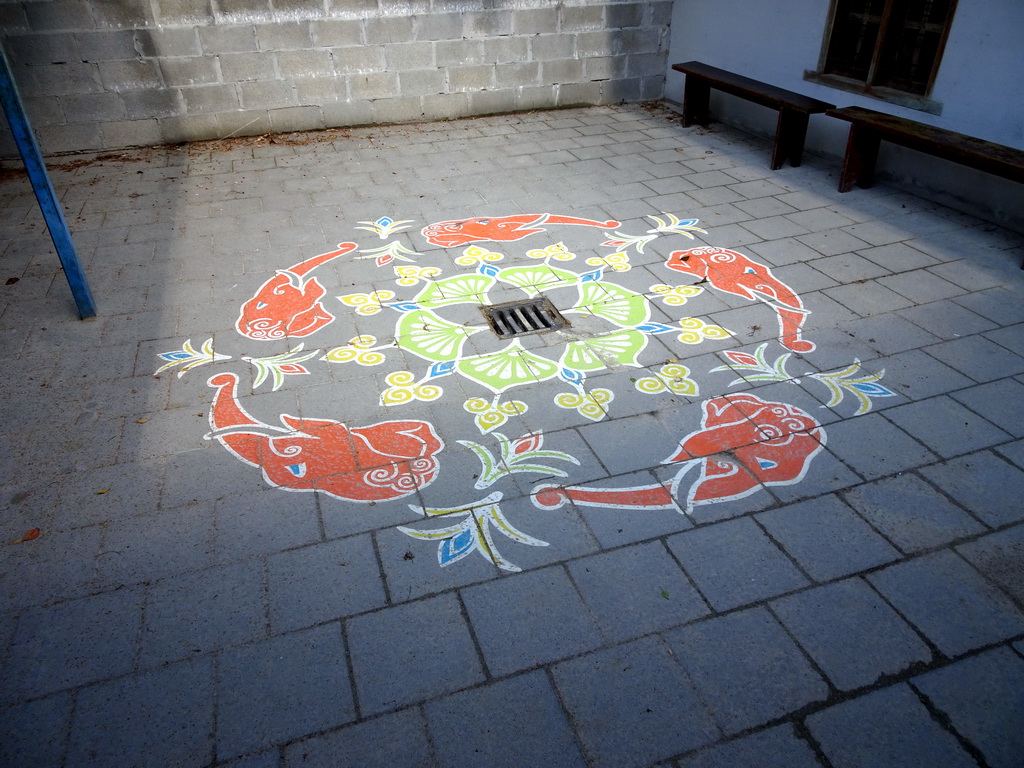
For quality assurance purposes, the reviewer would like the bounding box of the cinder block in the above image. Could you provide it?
[159,113,220,143]
[295,76,349,104]
[217,0,273,23]
[153,0,214,25]
[25,0,97,32]
[531,33,576,60]
[198,25,258,54]
[327,0,378,20]
[584,55,627,81]
[516,84,557,111]
[74,30,137,62]
[540,58,583,86]
[8,33,77,66]
[181,84,241,114]
[370,96,424,125]
[0,4,29,32]
[322,98,373,126]
[399,69,446,97]
[484,36,528,65]
[101,118,163,149]
[333,45,384,74]
[435,39,485,66]
[37,122,102,154]
[269,105,325,132]
[560,4,604,31]
[607,3,644,28]
[449,64,494,92]
[312,19,362,46]
[627,52,666,77]
[217,109,272,138]
[364,15,413,44]
[62,92,126,122]
[385,42,435,70]
[348,71,399,100]
[495,61,540,88]
[23,96,66,127]
[90,0,153,28]
[219,52,276,82]
[123,88,184,119]
[415,12,462,42]
[470,87,517,115]
[98,61,148,93]
[622,27,665,55]
[255,20,312,50]
[463,10,512,38]
[136,28,203,58]
[421,91,472,121]
[558,80,602,106]
[276,49,334,78]
[512,7,557,35]
[648,1,674,26]
[273,0,325,21]
[159,56,220,87]
[641,74,665,99]
[601,76,642,104]
[240,80,298,109]
[577,29,621,57]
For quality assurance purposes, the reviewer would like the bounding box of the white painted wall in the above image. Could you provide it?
[666,0,1024,229]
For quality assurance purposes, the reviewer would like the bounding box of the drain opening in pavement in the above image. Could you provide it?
[480,296,569,339]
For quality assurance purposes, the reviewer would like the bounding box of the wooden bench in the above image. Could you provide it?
[827,106,1024,193]
[672,61,835,170]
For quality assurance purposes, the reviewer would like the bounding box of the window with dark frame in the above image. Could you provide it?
[814,0,958,105]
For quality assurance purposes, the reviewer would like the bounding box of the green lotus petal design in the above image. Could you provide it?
[397,310,477,362]
[496,265,579,296]
[456,342,560,393]
[415,274,494,307]
[560,329,648,371]
[572,282,649,327]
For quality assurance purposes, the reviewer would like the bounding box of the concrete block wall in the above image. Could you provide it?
[0,0,672,156]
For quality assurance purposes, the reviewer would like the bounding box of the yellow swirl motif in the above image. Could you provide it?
[394,266,441,286]
[456,245,504,265]
[339,291,395,315]
[382,371,442,406]
[635,376,667,394]
[322,336,384,366]
[676,317,732,345]
[555,389,613,421]
[527,242,575,260]
[464,397,527,434]
[586,252,630,272]
[650,284,702,306]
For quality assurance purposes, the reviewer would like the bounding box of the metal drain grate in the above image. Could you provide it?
[481,296,569,339]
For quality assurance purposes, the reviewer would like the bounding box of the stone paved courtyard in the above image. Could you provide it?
[2,103,1023,767]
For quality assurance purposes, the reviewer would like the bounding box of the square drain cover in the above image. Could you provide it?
[481,296,569,339]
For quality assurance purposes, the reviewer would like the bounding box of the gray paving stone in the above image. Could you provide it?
[842,474,985,554]
[919,452,1024,527]
[0,693,72,768]
[678,723,822,768]
[214,490,322,563]
[914,646,1024,768]
[808,252,892,283]
[284,708,433,768]
[426,670,587,768]
[577,412,678,475]
[995,437,1024,469]
[757,494,900,581]
[869,348,976,401]
[823,413,937,479]
[462,565,603,676]
[868,550,1024,657]
[268,536,386,633]
[842,313,942,356]
[949,379,1024,439]
[141,560,266,667]
[217,624,356,759]
[954,286,1024,326]
[666,517,809,610]
[665,607,828,734]
[552,636,720,768]
[796,228,871,257]
[771,578,931,691]
[956,524,1024,605]
[925,334,1024,383]
[0,589,143,703]
[0,524,104,612]
[67,657,214,768]
[882,396,1011,459]
[567,540,709,643]
[823,280,916,316]
[806,684,977,768]
[985,322,1024,357]
[348,593,485,715]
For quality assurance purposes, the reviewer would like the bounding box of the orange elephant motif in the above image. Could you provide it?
[666,246,815,353]
[421,214,619,248]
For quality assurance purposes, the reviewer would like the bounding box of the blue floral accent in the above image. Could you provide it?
[559,367,585,385]
[635,322,675,334]
[478,263,501,278]
[386,301,421,312]
[428,360,457,378]
[579,268,604,283]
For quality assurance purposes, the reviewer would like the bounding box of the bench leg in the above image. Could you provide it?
[682,77,710,128]
[838,124,880,192]
[771,109,810,170]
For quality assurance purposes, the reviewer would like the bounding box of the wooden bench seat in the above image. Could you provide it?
[672,61,835,170]
[826,106,1024,193]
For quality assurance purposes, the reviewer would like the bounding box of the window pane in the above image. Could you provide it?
[824,0,889,81]
[875,0,954,94]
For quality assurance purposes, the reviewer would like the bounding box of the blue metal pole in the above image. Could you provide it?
[0,44,96,318]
